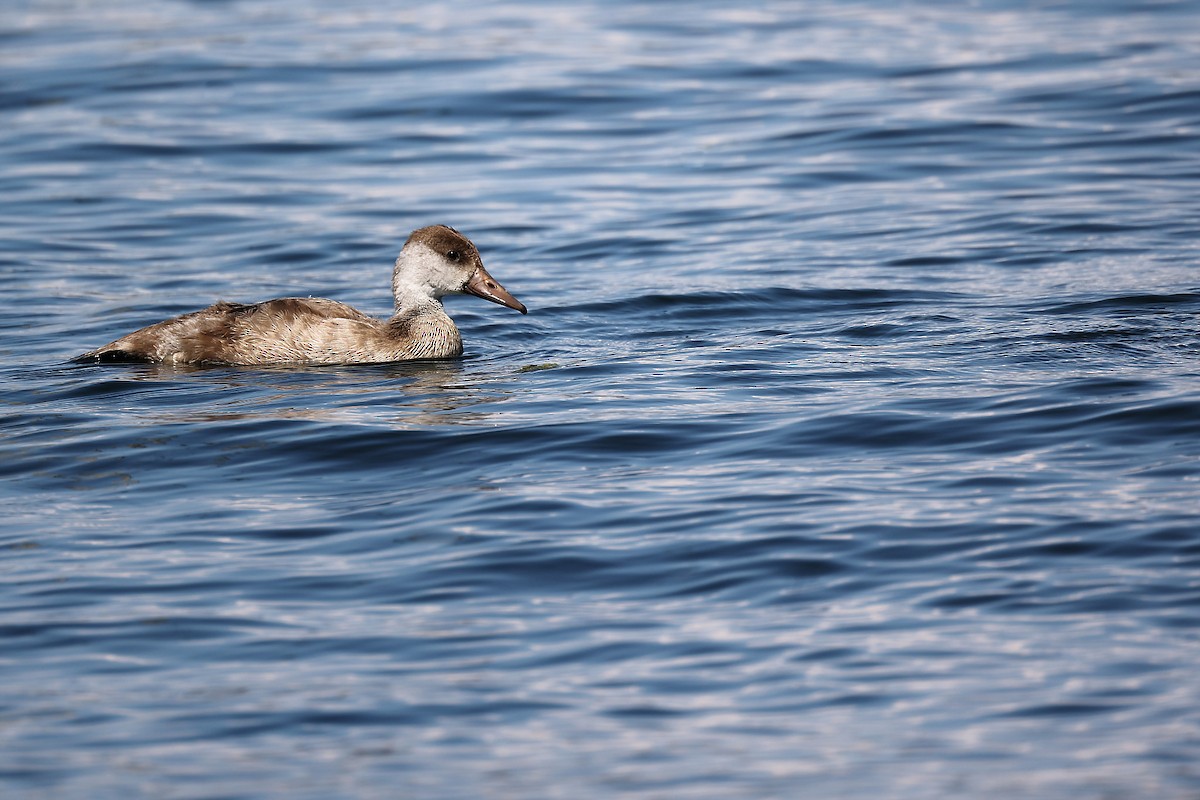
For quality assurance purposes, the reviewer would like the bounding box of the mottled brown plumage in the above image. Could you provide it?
[75,225,526,366]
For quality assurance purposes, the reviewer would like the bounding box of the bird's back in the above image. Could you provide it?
[74,298,457,365]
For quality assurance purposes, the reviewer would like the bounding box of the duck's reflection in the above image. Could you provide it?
[114,358,508,428]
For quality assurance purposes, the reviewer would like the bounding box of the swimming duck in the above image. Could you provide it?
[75,225,527,366]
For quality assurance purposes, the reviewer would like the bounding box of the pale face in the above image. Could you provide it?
[392,225,526,314]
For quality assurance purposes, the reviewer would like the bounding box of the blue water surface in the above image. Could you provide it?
[2,1,1200,797]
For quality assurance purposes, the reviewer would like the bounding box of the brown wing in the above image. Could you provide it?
[75,298,380,365]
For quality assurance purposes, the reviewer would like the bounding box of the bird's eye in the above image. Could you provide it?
[446,250,460,261]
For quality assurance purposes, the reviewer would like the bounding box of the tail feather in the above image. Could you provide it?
[73,348,154,364]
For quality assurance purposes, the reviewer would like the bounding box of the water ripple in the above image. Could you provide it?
[3,1,1200,798]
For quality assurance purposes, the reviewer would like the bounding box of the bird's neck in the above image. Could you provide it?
[391,281,444,316]
[385,300,463,360]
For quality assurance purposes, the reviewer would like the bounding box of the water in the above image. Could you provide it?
[3,0,1200,797]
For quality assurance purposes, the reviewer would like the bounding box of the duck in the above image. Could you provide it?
[74,225,527,366]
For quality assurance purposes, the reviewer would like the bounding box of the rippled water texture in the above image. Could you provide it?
[3,1,1200,797]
